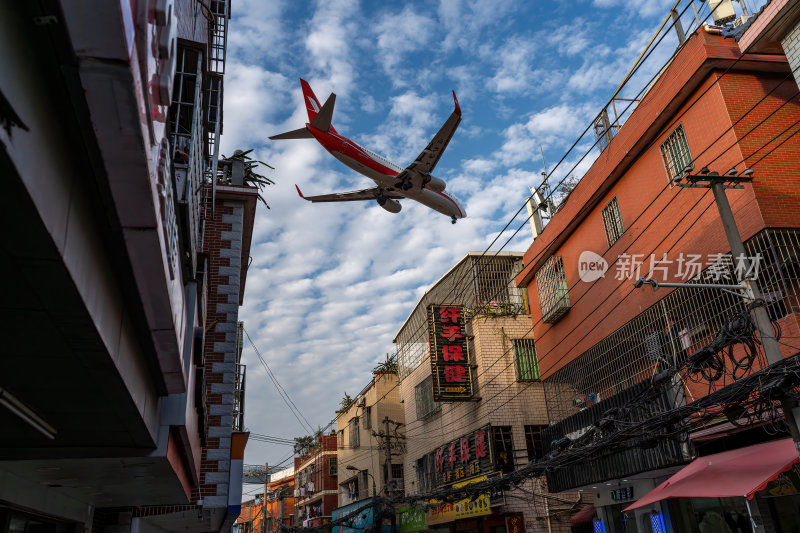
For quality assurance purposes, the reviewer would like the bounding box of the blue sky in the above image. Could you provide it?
[219,0,764,486]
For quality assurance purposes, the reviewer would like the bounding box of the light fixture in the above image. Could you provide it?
[345,465,360,471]
[743,168,754,176]
[727,168,737,175]
[0,386,56,439]
[700,166,710,174]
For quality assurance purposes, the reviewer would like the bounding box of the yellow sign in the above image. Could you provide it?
[426,501,454,526]
[453,476,491,519]
[427,476,491,525]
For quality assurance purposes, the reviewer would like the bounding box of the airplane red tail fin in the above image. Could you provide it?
[300,79,338,134]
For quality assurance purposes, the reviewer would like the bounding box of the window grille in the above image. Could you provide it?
[329,457,337,477]
[391,463,404,479]
[536,256,571,323]
[349,418,360,448]
[660,124,692,186]
[363,406,372,429]
[601,196,624,246]
[524,425,547,460]
[338,430,344,449]
[415,376,441,419]
[513,339,540,381]
[490,426,515,473]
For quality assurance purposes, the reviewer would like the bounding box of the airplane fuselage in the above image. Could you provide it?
[307,125,466,220]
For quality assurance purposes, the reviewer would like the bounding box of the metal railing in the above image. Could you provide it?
[543,228,800,424]
[233,363,246,432]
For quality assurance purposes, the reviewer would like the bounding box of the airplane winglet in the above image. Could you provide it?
[295,184,306,199]
[453,91,461,117]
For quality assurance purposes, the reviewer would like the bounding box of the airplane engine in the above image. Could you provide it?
[377,198,402,213]
[426,176,446,192]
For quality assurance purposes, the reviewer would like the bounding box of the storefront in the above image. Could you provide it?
[619,438,800,533]
[332,498,391,533]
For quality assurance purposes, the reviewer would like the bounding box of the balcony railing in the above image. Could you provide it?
[543,228,800,425]
[541,376,687,492]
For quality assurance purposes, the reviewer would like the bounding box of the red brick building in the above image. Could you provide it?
[516,27,800,533]
[295,434,339,528]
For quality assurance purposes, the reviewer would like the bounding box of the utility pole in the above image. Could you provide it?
[263,462,268,533]
[676,169,800,453]
[383,416,393,496]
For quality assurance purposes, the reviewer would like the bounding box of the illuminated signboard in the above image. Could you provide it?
[434,425,493,486]
[428,305,473,401]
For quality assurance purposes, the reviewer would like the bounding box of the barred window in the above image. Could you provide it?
[491,426,515,473]
[329,457,337,477]
[415,376,441,419]
[660,124,692,186]
[349,417,360,448]
[363,406,372,429]
[525,424,547,461]
[536,255,571,324]
[602,196,624,246]
[513,339,539,381]
[338,430,344,449]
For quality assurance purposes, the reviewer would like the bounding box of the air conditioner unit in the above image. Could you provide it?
[356,397,366,408]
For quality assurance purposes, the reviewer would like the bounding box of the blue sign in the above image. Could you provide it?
[331,499,391,533]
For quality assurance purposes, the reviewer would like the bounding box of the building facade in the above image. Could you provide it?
[395,253,584,533]
[0,1,255,531]
[336,370,406,507]
[295,434,339,528]
[516,25,800,533]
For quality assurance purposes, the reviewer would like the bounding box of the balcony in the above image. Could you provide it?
[541,376,687,492]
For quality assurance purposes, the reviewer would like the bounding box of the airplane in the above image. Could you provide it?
[269,79,466,223]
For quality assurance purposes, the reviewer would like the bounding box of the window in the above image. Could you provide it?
[601,196,624,246]
[414,376,441,419]
[363,406,372,429]
[329,457,337,477]
[392,463,404,480]
[513,339,539,381]
[525,425,547,461]
[536,255,571,324]
[416,454,436,492]
[349,417,360,448]
[338,430,344,449]
[491,426,515,473]
[660,124,692,186]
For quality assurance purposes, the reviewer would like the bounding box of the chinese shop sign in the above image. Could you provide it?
[399,505,427,533]
[428,305,473,401]
[434,426,493,486]
[453,476,491,519]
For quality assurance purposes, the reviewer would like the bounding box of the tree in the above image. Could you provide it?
[339,392,353,410]
[373,353,397,373]
[220,149,275,207]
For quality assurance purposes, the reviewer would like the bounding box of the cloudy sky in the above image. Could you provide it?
[220,0,762,486]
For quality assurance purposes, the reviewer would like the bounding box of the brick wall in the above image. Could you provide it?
[399,315,581,532]
[196,199,247,508]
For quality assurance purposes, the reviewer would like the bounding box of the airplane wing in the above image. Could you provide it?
[295,185,404,202]
[406,91,462,177]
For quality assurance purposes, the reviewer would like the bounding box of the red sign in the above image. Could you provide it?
[428,305,473,401]
[433,426,493,485]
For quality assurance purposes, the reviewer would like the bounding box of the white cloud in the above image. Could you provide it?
[304,0,360,93]
[373,6,437,84]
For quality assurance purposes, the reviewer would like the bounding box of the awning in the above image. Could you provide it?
[626,438,800,511]
[569,504,597,524]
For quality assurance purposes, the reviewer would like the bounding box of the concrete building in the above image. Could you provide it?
[333,370,405,533]
[515,24,800,533]
[295,434,339,529]
[0,1,255,531]
[395,253,583,533]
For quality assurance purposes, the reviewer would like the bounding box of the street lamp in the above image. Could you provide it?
[345,465,376,497]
